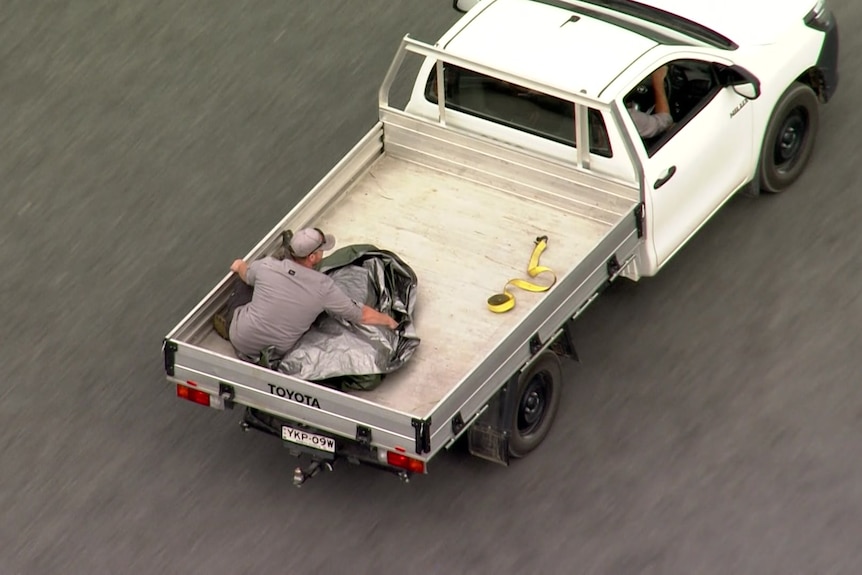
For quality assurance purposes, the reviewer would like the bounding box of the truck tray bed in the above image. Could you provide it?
[167,108,641,457]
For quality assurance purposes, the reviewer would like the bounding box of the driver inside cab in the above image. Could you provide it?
[628,66,673,139]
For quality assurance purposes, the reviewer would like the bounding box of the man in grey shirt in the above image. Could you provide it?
[223,227,398,359]
[629,66,673,139]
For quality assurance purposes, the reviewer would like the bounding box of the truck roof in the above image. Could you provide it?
[632,0,816,46]
[444,0,660,98]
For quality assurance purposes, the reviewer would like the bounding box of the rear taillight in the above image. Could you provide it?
[386,451,425,474]
[177,383,211,407]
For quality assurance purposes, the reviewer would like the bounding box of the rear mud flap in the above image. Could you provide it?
[467,423,510,466]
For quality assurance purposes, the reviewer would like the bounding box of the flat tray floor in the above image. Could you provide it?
[201,155,612,416]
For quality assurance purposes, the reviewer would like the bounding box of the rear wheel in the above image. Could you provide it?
[759,82,819,193]
[508,352,562,458]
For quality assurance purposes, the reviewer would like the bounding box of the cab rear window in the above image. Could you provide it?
[424,63,612,158]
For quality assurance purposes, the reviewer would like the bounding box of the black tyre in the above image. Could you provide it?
[759,82,819,193]
[508,352,562,458]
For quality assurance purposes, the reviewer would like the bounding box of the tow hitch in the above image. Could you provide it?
[293,459,334,487]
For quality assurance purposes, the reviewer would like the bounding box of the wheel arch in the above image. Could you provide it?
[797,66,829,103]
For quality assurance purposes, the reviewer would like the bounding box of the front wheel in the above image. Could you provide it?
[508,352,562,458]
[759,82,819,193]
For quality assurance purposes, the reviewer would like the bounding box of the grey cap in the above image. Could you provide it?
[290,227,335,258]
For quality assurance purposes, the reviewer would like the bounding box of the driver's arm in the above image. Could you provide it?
[631,67,673,139]
[651,66,671,116]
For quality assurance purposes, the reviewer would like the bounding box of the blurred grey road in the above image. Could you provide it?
[2,2,861,574]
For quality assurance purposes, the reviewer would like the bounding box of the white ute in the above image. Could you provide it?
[163,0,839,484]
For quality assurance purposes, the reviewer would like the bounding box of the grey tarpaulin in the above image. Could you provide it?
[277,244,420,390]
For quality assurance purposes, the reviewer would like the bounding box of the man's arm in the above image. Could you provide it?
[651,66,670,116]
[321,277,399,330]
[630,67,674,139]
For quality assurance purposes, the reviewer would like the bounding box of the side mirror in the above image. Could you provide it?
[454,0,482,12]
[719,64,761,100]
[733,82,760,100]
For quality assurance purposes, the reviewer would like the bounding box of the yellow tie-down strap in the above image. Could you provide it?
[487,235,557,313]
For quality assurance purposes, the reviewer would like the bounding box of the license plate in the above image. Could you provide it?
[282,426,336,453]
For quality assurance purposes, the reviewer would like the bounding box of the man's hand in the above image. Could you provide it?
[230,259,249,282]
[361,305,399,330]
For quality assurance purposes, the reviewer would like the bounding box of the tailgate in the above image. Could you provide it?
[165,339,429,454]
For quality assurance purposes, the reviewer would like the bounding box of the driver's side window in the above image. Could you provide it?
[625,59,723,156]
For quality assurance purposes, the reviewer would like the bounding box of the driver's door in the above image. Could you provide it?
[635,59,755,269]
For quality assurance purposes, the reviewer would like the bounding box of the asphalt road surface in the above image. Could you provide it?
[2,2,861,574]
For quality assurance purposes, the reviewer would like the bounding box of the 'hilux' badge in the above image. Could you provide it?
[730,98,750,118]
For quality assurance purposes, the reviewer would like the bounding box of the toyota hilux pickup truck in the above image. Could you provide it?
[163,0,839,484]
